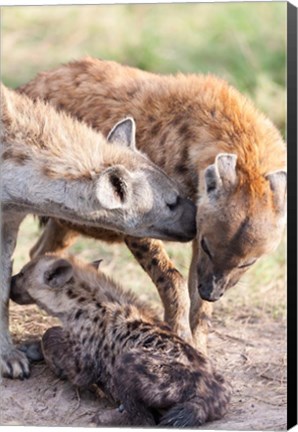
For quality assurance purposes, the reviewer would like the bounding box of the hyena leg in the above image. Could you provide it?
[1,212,29,380]
[30,218,78,259]
[125,236,192,344]
[41,326,70,379]
[190,297,213,355]
[42,326,95,388]
[188,241,213,355]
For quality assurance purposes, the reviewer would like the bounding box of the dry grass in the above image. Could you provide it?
[2,3,286,133]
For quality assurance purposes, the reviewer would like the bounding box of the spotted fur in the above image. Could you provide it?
[10,254,231,427]
[0,82,196,380]
[19,58,287,351]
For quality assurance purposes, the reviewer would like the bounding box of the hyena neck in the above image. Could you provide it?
[1,82,107,180]
[1,156,138,234]
[87,276,144,312]
[62,275,152,330]
[93,274,158,322]
[1,161,94,221]
[127,75,285,200]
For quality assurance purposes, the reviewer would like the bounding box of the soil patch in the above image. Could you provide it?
[0,303,286,429]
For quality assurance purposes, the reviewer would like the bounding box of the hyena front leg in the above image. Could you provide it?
[42,326,94,388]
[189,292,213,355]
[125,236,192,344]
[1,212,29,380]
[41,327,70,380]
[188,241,213,355]
[30,218,79,259]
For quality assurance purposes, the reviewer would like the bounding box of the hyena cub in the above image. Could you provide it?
[10,254,230,427]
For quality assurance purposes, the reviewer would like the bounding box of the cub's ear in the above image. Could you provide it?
[107,117,136,150]
[90,259,103,271]
[96,165,131,210]
[44,259,73,288]
[204,153,238,195]
[265,170,287,213]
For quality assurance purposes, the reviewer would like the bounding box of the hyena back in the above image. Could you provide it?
[0,82,195,379]
[19,58,287,351]
[10,254,231,427]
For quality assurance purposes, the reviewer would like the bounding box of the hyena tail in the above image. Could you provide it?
[159,376,231,428]
[159,399,209,427]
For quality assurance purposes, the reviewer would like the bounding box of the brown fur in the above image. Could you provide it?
[10,254,231,427]
[18,58,285,193]
[1,82,157,182]
[1,82,196,380]
[19,58,287,350]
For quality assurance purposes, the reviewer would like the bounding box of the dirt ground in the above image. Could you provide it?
[0,217,287,429]
[0,301,286,430]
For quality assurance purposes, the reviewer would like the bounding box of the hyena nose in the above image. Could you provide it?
[166,195,180,211]
[198,280,225,302]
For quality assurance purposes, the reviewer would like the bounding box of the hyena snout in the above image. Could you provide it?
[162,197,197,242]
[198,274,227,302]
[149,195,196,242]
[10,274,34,305]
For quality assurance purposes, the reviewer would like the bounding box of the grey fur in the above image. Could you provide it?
[0,84,196,379]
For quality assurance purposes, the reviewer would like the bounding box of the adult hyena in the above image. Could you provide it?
[0,83,196,379]
[19,58,287,351]
[10,254,231,427]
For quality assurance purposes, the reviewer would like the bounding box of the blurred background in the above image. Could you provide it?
[2,2,286,320]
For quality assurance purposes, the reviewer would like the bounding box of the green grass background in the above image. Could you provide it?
[1,2,286,320]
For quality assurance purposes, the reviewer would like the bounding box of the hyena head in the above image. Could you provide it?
[194,153,286,302]
[10,255,78,315]
[96,117,196,241]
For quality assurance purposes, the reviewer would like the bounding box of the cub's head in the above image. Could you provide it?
[194,153,286,302]
[10,255,76,315]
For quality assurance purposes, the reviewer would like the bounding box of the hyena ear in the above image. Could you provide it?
[90,259,103,271]
[107,117,136,150]
[96,165,131,210]
[44,259,73,289]
[265,170,287,213]
[204,153,238,195]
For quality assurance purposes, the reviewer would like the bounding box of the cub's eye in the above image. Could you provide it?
[238,259,257,269]
[200,237,212,260]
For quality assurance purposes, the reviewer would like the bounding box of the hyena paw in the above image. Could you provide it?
[1,347,30,379]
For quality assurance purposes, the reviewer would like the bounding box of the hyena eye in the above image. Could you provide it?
[201,237,213,260]
[238,259,257,269]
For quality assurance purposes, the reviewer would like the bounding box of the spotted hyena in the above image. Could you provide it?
[19,58,287,351]
[0,83,196,379]
[10,254,231,427]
